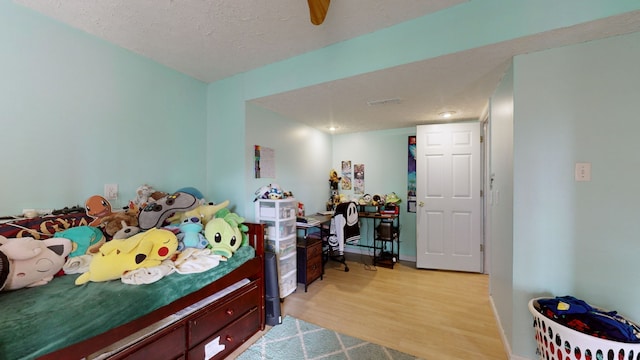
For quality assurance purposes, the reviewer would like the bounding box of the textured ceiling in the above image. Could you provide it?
[14,0,467,83]
[253,11,640,133]
[13,1,640,134]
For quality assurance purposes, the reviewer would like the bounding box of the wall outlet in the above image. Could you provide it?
[104,184,118,200]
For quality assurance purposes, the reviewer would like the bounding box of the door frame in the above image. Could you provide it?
[480,107,491,275]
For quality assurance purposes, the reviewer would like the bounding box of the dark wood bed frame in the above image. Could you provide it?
[38,222,265,360]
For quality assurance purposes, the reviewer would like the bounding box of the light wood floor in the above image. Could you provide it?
[231,254,507,359]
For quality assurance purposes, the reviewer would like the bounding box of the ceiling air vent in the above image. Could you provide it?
[367,98,402,106]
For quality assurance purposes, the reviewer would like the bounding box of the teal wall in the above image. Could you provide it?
[0,2,207,214]
[493,31,640,358]
[207,75,247,213]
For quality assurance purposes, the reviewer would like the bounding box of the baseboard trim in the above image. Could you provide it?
[489,295,531,360]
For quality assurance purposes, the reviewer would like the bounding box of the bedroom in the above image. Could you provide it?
[2,1,640,359]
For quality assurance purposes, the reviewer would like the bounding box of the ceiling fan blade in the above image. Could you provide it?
[307,0,330,25]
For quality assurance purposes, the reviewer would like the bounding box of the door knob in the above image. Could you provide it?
[418,201,424,207]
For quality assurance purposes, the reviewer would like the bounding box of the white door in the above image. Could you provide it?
[416,122,482,272]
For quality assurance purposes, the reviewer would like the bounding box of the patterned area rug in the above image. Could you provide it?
[237,316,421,360]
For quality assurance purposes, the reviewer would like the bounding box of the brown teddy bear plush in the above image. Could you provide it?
[100,202,140,238]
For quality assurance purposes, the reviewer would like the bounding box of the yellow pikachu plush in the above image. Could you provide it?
[166,200,230,227]
[75,228,178,285]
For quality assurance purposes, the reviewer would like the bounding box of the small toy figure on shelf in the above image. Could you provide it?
[358,193,372,206]
[328,169,341,190]
[385,192,401,204]
[254,183,293,201]
[371,194,386,206]
[327,169,342,211]
[268,187,283,199]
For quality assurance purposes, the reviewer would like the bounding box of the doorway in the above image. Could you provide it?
[415,122,483,272]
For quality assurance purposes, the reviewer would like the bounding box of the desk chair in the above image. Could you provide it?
[324,201,360,272]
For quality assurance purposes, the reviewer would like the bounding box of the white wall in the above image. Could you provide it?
[244,103,333,221]
[507,30,640,359]
[489,63,515,351]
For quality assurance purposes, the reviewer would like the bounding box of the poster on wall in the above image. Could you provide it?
[254,145,276,178]
[407,136,417,212]
[354,164,365,194]
[341,160,352,190]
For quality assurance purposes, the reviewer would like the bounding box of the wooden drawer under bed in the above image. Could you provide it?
[187,281,260,347]
[107,279,261,360]
[187,307,260,360]
[111,323,186,360]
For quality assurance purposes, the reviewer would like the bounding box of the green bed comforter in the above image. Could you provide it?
[0,245,255,360]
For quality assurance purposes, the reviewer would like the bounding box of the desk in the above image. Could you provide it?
[357,212,400,269]
[296,214,351,272]
[297,212,400,269]
[296,214,331,238]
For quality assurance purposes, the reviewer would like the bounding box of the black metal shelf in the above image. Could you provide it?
[357,205,400,269]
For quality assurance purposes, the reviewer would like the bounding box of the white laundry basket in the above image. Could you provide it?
[528,298,640,360]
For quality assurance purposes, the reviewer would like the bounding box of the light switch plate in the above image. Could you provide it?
[104,184,118,200]
[575,163,591,182]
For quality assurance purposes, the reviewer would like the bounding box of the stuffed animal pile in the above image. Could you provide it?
[100,202,140,239]
[0,186,249,291]
[253,183,294,201]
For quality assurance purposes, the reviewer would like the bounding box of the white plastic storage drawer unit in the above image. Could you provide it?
[255,198,298,298]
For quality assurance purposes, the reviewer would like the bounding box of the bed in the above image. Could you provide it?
[0,213,265,360]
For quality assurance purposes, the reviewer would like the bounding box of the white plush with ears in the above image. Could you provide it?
[0,235,72,291]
